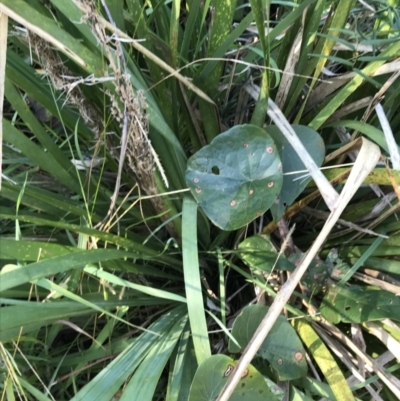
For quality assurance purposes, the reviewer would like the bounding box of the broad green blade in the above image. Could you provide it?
[182,196,211,365]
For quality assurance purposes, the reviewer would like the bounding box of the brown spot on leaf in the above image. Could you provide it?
[230,200,236,207]
[243,143,249,148]
[266,146,274,153]
[193,177,199,183]
[277,358,283,365]
[268,182,274,187]
[249,189,254,195]
[195,187,202,193]
[295,352,303,361]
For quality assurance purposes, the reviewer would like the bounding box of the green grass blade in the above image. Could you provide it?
[180,0,202,61]
[166,322,192,401]
[249,0,268,57]
[2,119,81,193]
[19,377,54,401]
[217,247,226,328]
[310,39,400,129]
[197,0,238,141]
[293,0,357,123]
[119,314,187,401]
[182,196,211,364]
[204,0,237,91]
[0,212,181,266]
[84,266,186,303]
[0,182,99,220]
[337,233,386,286]
[5,49,93,137]
[0,302,93,342]
[294,319,355,401]
[34,278,159,333]
[4,78,78,186]
[69,306,185,401]
[0,249,137,292]
[326,120,400,154]
[0,239,86,262]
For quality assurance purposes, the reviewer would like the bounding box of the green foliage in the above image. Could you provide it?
[186,125,283,230]
[289,252,330,295]
[268,125,325,220]
[188,354,277,401]
[229,305,308,380]
[1,0,400,399]
[321,285,400,324]
[238,234,296,273]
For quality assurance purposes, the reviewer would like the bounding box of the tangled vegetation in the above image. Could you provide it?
[1,0,400,400]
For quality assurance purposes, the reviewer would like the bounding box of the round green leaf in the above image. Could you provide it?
[238,235,295,273]
[186,125,283,231]
[188,354,278,401]
[267,125,325,221]
[228,305,307,380]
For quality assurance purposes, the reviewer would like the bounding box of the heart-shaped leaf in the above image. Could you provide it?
[186,125,283,231]
[188,354,279,401]
[229,305,307,380]
[238,235,295,273]
[267,125,325,221]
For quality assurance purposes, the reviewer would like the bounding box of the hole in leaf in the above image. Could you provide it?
[249,189,254,195]
[211,166,220,175]
[230,200,237,207]
[224,364,234,377]
[345,306,351,311]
